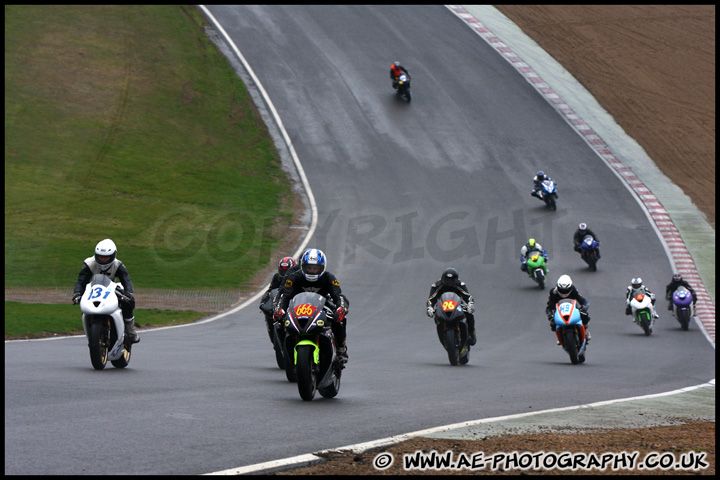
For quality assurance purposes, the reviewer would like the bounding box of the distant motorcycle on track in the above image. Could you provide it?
[394,73,411,102]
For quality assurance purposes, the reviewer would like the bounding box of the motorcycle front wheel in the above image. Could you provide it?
[88,321,109,370]
[638,312,652,336]
[296,345,317,401]
[588,254,597,271]
[444,328,460,366]
[677,309,691,331]
[563,329,579,365]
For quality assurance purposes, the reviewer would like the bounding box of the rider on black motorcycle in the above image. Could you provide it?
[426,268,476,346]
[274,249,349,362]
[259,256,298,307]
[390,61,410,90]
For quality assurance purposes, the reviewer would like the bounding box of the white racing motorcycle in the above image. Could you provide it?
[629,293,654,336]
[79,273,133,370]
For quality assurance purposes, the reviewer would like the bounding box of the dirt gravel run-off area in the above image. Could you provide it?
[273,5,715,476]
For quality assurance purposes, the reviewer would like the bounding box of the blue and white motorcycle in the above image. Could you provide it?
[79,273,133,370]
[534,179,558,211]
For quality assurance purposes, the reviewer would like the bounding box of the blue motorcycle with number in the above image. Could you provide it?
[553,299,587,365]
[283,292,343,401]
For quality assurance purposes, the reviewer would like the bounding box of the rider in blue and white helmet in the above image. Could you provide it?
[300,248,326,282]
[274,248,350,361]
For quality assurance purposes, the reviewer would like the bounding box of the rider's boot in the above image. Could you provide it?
[337,339,348,363]
[124,317,140,344]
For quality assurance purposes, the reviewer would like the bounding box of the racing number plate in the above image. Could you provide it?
[441,300,458,312]
[294,303,317,317]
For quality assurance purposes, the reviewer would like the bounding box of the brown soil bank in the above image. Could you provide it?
[495,5,715,227]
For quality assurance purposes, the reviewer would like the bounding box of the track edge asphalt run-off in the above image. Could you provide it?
[199,4,715,476]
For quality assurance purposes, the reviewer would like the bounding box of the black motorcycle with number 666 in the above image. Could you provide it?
[283,292,343,401]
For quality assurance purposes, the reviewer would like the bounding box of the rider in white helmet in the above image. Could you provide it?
[545,274,591,341]
[625,277,659,319]
[72,239,139,343]
[573,223,601,259]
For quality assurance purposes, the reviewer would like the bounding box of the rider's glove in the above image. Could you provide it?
[273,309,285,322]
[334,307,347,322]
[466,302,475,314]
[72,294,82,305]
[426,306,434,318]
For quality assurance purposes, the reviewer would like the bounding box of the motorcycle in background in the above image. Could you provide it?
[259,288,286,369]
[534,179,558,211]
[629,293,654,336]
[79,273,133,370]
[283,292,343,401]
[579,235,600,271]
[394,73,412,102]
[671,286,694,331]
[552,299,587,365]
[432,292,471,365]
[525,252,547,289]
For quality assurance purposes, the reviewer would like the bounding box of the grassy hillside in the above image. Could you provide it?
[5,5,294,290]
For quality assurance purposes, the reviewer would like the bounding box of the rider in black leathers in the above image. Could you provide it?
[274,249,349,362]
[573,223,601,259]
[545,274,590,342]
[426,268,476,346]
[665,273,698,311]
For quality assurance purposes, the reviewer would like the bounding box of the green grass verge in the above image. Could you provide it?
[5,6,295,336]
[5,5,293,289]
[4,302,209,339]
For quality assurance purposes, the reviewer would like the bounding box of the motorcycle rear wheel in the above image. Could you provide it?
[444,329,460,366]
[88,321,109,370]
[563,329,579,365]
[296,345,317,401]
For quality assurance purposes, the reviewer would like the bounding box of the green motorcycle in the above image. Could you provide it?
[525,252,548,289]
